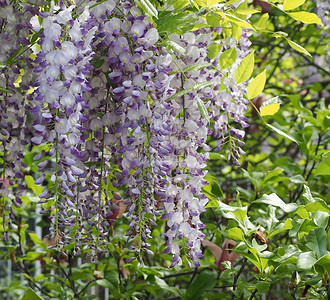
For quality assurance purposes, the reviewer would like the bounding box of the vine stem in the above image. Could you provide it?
[231,259,247,300]
[55,130,59,249]
[97,103,107,245]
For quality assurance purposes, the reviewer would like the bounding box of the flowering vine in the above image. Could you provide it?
[0,0,252,267]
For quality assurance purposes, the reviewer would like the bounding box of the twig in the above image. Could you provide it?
[231,259,247,300]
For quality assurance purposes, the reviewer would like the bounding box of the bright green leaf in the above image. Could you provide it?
[305,201,330,214]
[315,152,330,176]
[228,227,244,241]
[260,103,280,116]
[20,224,29,248]
[247,69,267,99]
[235,50,255,84]
[283,0,306,10]
[29,233,47,249]
[207,44,222,59]
[25,175,43,196]
[254,13,269,30]
[286,39,312,57]
[219,47,237,69]
[288,12,323,25]
[235,8,259,15]
[20,288,44,300]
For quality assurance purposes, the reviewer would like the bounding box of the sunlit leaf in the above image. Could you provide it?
[283,0,306,10]
[235,50,255,84]
[260,103,280,116]
[219,47,237,69]
[247,69,267,99]
[288,12,323,25]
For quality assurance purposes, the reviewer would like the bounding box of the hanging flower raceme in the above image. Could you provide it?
[0,0,251,267]
[30,2,98,248]
[0,0,39,235]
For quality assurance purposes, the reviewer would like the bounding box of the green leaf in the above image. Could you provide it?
[18,252,44,262]
[253,13,269,30]
[136,0,158,18]
[194,81,214,90]
[29,233,47,249]
[303,185,314,203]
[70,271,91,281]
[260,104,280,116]
[155,277,180,296]
[20,288,44,300]
[25,175,43,196]
[288,12,323,25]
[219,47,237,69]
[266,123,299,144]
[268,219,293,239]
[218,202,248,224]
[289,175,307,184]
[219,12,256,30]
[196,96,210,122]
[228,227,244,241]
[286,39,312,57]
[316,255,330,274]
[247,70,267,99]
[167,89,192,101]
[0,87,15,94]
[306,228,328,258]
[235,8,259,15]
[254,193,298,213]
[203,174,224,201]
[6,45,24,65]
[207,44,222,59]
[20,224,29,248]
[315,152,330,176]
[297,251,317,270]
[283,0,306,10]
[182,62,210,73]
[235,50,255,84]
[166,41,186,55]
[185,271,217,299]
[305,201,330,214]
[157,13,197,34]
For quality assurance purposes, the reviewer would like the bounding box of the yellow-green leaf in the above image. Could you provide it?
[286,39,312,57]
[219,47,237,69]
[288,12,323,25]
[25,175,44,196]
[217,12,256,31]
[235,8,259,15]
[283,0,306,10]
[235,49,255,84]
[260,103,280,116]
[228,227,244,241]
[232,23,242,42]
[253,13,269,30]
[206,0,223,6]
[247,69,267,99]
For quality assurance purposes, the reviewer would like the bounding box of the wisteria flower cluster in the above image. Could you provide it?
[0,0,251,267]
